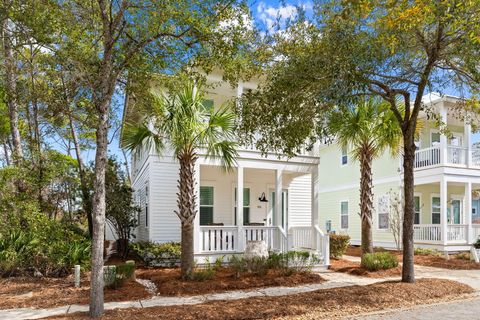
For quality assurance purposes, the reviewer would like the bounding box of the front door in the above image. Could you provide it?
[269,189,288,230]
[448,199,462,224]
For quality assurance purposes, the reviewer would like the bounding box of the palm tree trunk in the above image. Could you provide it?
[402,128,416,283]
[360,148,374,256]
[177,154,197,279]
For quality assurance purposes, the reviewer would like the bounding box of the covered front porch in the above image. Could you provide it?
[413,178,480,251]
[192,159,329,265]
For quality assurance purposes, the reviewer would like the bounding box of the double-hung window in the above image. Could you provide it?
[340,201,348,229]
[432,196,441,224]
[414,196,421,224]
[234,188,250,225]
[377,195,390,230]
[341,146,348,165]
[200,186,214,225]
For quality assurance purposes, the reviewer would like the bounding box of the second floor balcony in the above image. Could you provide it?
[414,145,480,170]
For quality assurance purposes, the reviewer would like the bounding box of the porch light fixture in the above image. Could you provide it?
[258,192,268,202]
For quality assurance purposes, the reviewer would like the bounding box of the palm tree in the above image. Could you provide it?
[123,82,237,279]
[329,98,401,256]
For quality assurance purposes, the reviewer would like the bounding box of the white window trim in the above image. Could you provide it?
[200,184,215,225]
[431,193,441,224]
[449,194,464,224]
[376,194,390,231]
[231,183,253,225]
[341,146,348,166]
[414,192,422,225]
[430,129,441,147]
[339,199,349,230]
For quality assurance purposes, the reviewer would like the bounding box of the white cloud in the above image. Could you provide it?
[256,1,312,31]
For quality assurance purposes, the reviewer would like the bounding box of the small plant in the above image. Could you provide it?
[474,238,480,249]
[129,241,181,267]
[191,258,216,281]
[229,255,248,278]
[455,252,471,260]
[414,247,442,256]
[361,252,398,271]
[329,234,350,258]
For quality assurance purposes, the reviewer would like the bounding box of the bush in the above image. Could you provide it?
[0,213,91,277]
[414,247,442,256]
[130,241,181,267]
[229,251,317,278]
[329,234,350,258]
[361,252,398,271]
[190,258,222,281]
[474,238,480,249]
[455,252,471,260]
[104,262,136,289]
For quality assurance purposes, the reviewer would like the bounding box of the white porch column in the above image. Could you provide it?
[311,167,319,248]
[440,178,448,246]
[193,163,201,254]
[465,122,472,167]
[236,165,244,251]
[440,106,448,165]
[275,169,283,229]
[466,182,473,244]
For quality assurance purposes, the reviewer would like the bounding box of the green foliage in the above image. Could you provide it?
[474,238,480,249]
[190,258,219,281]
[229,251,317,278]
[130,241,181,267]
[361,252,398,271]
[115,263,136,287]
[329,234,350,258]
[0,212,90,276]
[414,248,442,256]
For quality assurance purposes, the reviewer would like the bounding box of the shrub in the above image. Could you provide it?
[104,263,136,289]
[414,247,442,256]
[0,213,91,277]
[190,258,218,281]
[361,252,398,271]
[455,252,471,260]
[130,241,181,267]
[474,238,480,249]
[329,234,350,258]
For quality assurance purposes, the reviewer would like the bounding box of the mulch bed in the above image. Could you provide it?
[50,279,474,320]
[0,268,324,309]
[346,245,480,270]
[329,258,401,278]
[137,268,325,296]
[0,276,149,310]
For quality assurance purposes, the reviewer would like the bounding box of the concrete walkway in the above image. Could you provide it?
[2,264,480,320]
[0,272,384,320]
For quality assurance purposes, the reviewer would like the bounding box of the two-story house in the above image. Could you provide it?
[319,93,480,252]
[122,71,330,266]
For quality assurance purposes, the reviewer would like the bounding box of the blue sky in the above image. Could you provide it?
[101,0,479,163]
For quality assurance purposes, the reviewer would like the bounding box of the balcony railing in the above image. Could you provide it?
[413,145,478,169]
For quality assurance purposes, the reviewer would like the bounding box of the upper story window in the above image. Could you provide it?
[145,185,149,227]
[414,195,421,224]
[341,146,348,165]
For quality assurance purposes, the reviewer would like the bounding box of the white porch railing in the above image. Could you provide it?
[447,224,468,243]
[473,224,480,241]
[413,224,442,243]
[199,226,238,253]
[414,146,440,168]
[472,148,480,167]
[314,226,330,265]
[291,226,313,249]
[244,226,277,250]
[447,146,467,165]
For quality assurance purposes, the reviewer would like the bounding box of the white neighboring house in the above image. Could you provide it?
[121,71,330,266]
